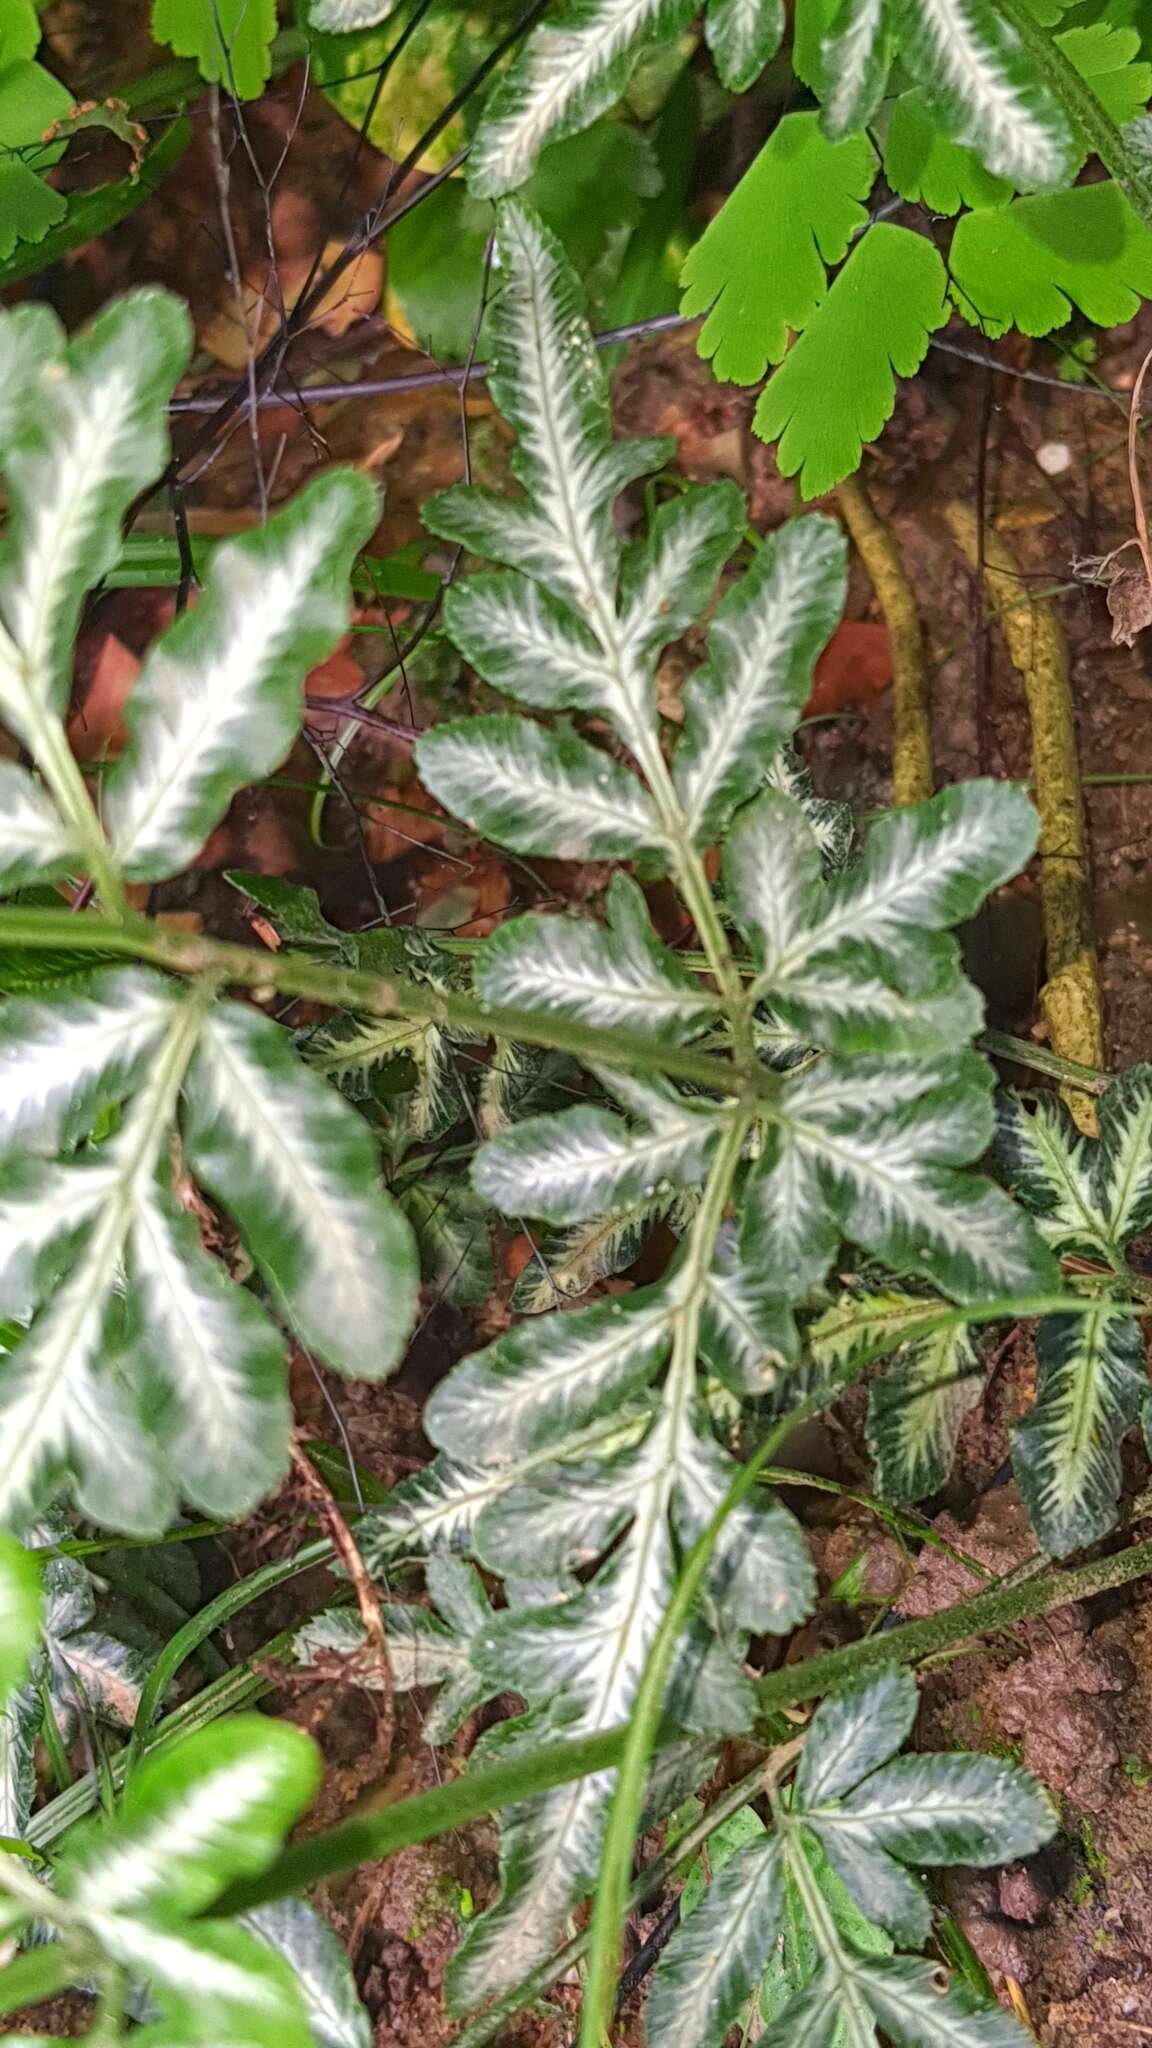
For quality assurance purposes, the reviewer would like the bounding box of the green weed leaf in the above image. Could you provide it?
[39,1717,320,2045]
[680,113,877,386]
[0,1534,39,1708]
[61,1716,320,1919]
[754,225,948,498]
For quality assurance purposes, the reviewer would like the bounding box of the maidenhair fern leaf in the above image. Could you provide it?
[891,0,1075,189]
[950,181,1152,338]
[680,114,877,386]
[0,57,72,259]
[754,225,948,499]
[0,1,41,66]
[884,89,1012,212]
[1058,22,1152,132]
[467,0,697,198]
[151,0,278,98]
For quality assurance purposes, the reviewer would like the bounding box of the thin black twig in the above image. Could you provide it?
[169,318,1130,417]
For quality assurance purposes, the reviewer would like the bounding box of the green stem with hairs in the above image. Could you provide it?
[0,906,777,1105]
[212,1528,1152,1917]
[994,0,1152,228]
[577,1110,761,2048]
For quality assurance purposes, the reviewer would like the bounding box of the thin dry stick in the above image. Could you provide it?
[291,1437,390,1688]
[836,473,933,805]
[1128,340,1152,595]
[946,502,1103,1133]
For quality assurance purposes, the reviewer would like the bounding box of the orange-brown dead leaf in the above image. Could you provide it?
[304,637,365,701]
[805,620,892,718]
[199,239,383,370]
[69,632,141,762]
[362,785,450,865]
[411,854,510,938]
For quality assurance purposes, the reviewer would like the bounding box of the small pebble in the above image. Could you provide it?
[1036,441,1072,476]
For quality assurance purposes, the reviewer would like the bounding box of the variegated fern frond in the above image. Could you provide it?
[0,290,420,1537]
[352,201,1058,2008]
